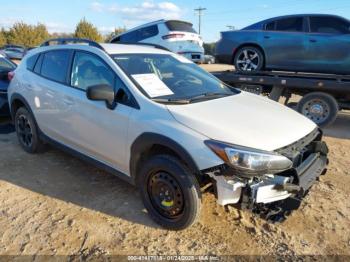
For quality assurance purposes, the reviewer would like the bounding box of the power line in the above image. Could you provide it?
[194,7,206,34]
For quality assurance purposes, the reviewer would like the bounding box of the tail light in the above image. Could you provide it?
[8,71,15,81]
[162,33,185,40]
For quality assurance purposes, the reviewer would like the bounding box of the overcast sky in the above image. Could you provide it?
[1,0,350,42]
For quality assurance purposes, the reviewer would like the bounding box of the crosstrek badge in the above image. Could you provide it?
[132,73,174,98]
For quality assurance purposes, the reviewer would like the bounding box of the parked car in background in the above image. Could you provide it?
[0,52,17,117]
[8,38,328,230]
[203,55,215,64]
[110,20,204,63]
[215,14,350,74]
[1,45,27,60]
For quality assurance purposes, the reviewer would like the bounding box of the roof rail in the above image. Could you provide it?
[111,42,171,52]
[40,38,105,51]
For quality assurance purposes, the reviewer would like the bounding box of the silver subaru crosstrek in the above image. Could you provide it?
[8,38,328,230]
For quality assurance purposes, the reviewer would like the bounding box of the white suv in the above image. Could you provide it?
[110,20,204,63]
[8,38,328,230]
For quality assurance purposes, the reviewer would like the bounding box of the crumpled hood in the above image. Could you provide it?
[167,92,317,151]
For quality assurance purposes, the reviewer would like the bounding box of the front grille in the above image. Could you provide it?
[275,128,321,168]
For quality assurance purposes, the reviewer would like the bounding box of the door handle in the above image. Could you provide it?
[309,39,317,43]
[264,35,271,39]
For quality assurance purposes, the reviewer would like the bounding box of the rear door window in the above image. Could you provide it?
[120,31,140,42]
[40,50,71,83]
[138,25,159,40]
[165,21,197,33]
[275,17,303,32]
[120,25,159,42]
[310,16,350,34]
[265,21,276,31]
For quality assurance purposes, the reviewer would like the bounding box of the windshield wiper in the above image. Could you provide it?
[151,98,190,104]
[152,92,232,104]
[189,92,232,102]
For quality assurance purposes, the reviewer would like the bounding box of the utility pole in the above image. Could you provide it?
[194,7,206,35]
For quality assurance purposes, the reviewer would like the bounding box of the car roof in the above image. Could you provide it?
[28,43,171,56]
[114,19,194,38]
[101,43,171,55]
[267,13,345,21]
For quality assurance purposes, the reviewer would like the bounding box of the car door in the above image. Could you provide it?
[262,16,308,71]
[31,50,73,141]
[306,16,350,74]
[59,51,133,173]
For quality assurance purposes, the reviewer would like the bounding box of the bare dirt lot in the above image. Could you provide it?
[0,64,349,259]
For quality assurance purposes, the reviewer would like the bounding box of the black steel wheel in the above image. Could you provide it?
[14,107,45,153]
[137,155,201,230]
[148,171,184,219]
[234,46,264,72]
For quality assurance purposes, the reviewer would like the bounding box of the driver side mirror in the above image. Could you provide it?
[86,84,116,109]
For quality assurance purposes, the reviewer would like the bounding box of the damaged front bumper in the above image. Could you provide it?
[204,134,329,220]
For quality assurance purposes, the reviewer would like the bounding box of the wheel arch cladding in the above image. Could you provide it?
[10,93,34,121]
[130,133,201,181]
[233,43,266,65]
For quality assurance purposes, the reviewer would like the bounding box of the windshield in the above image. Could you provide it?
[112,53,238,103]
[0,57,16,72]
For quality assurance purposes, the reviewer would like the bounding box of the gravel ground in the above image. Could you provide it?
[0,64,349,259]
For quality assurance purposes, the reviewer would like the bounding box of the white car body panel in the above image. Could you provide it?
[167,91,317,151]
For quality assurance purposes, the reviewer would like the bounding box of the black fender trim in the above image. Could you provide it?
[130,133,200,179]
[9,93,34,122]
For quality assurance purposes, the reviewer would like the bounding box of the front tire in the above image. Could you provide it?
[234,46,264,73]
[137,155,201,230]
[14,107,45,153]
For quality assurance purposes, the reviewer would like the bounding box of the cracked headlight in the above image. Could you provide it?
[205,140,293,175]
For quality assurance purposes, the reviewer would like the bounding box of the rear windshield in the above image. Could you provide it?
[165,21,197,33]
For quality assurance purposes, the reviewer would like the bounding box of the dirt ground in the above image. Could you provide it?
[0,64,349,259]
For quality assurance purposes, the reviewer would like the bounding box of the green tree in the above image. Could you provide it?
[0,28,7,47]
[74,18,102,42]
[104,27,127,42]
[33,23,50,45]
[7,22,49,47]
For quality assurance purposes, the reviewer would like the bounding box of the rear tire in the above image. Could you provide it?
[14,107,45,153]
[234,46,264,73]
[297,92,339,127]
[137,155,201,230]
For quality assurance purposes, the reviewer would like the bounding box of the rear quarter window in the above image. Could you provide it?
[26,54,39,71]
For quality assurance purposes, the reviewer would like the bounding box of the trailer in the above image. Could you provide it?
[213,70,350,127]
